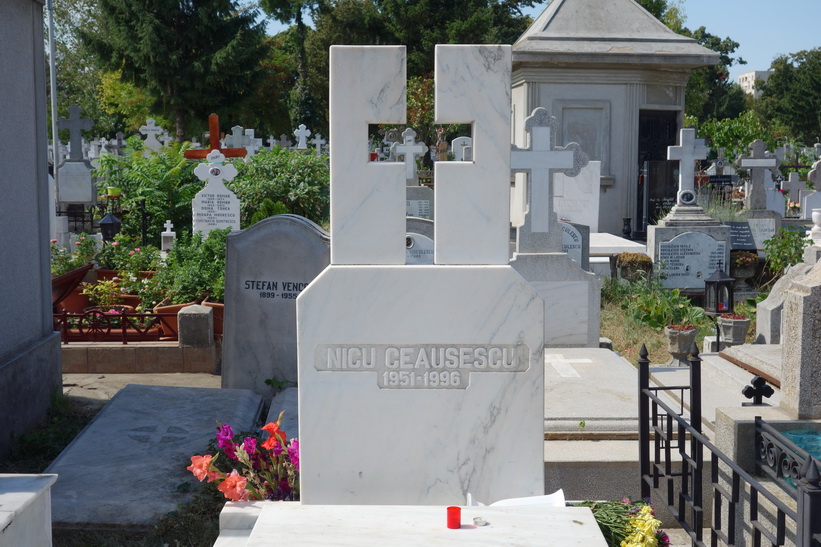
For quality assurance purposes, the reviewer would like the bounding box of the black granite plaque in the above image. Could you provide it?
[727,222,757,251]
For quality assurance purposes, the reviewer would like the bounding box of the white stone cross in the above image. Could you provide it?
[310,133,327,155]
[193,149,238,183]
[267,135,276,150]
[159,132,174,147]
[782,172,804,202]
[391,128,427,185]
[57,104,93,161]
[277,134,293,148]
[109,132,126,156]
[161,220,176,251]
[139,118,164,151]
[294,124,311,150]
[667,128,708,206]
[224,125,247,149]
[164,220,174,232]
[737,139,779,210]
[511,107,588,248]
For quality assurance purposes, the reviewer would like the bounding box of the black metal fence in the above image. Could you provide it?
[638,344,821,546]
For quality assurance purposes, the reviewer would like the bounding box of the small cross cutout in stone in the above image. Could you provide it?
[782,172,805,202]
[736,140,779,210]
[57,104,93,161]
[668,128,708,205]
[139,118,164,151]
[183,114,247,160]
[311,133,327,154]
[391,128,427,184]
[294,124,311,149]
[741,376,774,406]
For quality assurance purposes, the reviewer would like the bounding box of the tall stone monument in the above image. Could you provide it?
[297,45,544,505]
[647,128,730,290]
[737,139,782,250]
[56,104,95,205]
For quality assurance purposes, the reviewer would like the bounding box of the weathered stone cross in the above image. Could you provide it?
[737,139,778,210]
[57,104,93,162]
[511,107,588,243]
[781,172,804,202]
[667,127,708,206]
[277,134,293,148]
[391,128,427,185]
[294,124,311,149]
[164,220,174,232]
[139,119,164,151]
[310,133,327,155]
[183,114,247,160]
[223,125,247,149]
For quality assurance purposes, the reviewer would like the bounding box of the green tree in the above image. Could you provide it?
[758,48,821,144]
[79,0,269,139]
[685,110,773,161]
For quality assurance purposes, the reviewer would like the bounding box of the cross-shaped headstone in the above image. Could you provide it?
[511,107,589,253]
[391,128,426,185]
[109,132,126,156]
[223,125,247,149]
[139,118,164,151]
[163,220,173,232]
[714,147,727,174]
[161,220,176,251]
[782,172,804,202]
[159,132,174,148]
[57,104,93,162]
[277,134,293,148]
[183,114,247,160]
[294,124,311,150]
[189,138,201,150]
[451,136,472,161]
[737,139,779,210]
[194,149,238,182]
[667,128,708,206]
[310,133,327,155]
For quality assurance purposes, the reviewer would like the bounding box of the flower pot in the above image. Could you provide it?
[717,317,751,346]
[106,186,122,197]
[664,325,697,367]
[95,268,120,282]
[56,285,92,313]
[119,294,142,308]
[153,302,195,340]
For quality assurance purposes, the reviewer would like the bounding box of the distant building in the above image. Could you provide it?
[737,71,773,98]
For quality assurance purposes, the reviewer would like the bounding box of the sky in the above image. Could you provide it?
[266,0,820,82]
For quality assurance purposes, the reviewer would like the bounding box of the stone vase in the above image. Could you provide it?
[717,317,751,346]
[730,263,756,292]
[664,325,697,367]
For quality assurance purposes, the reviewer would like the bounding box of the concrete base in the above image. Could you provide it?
[0,332,62,458]
[61,341,219,374]
[0,474,58,547]
[47,384,263,529]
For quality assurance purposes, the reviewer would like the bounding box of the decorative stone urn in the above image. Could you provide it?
[664,324,697,367]
[717,314,751,346]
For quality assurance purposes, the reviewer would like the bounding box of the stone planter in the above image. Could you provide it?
[717,316,751,346]
[664,325,697,367]
[730,263,756,291]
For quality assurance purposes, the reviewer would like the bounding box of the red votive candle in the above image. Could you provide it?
[447,506,461,529]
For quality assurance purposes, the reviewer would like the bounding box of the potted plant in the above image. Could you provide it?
[730,250,758,290]
[717,312,751,346]
[664,323,697,367]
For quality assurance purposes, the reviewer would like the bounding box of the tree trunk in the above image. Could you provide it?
[175,107,186,141]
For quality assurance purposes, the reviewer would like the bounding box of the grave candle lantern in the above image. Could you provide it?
[703,263,734,317]
[99,213,121,242]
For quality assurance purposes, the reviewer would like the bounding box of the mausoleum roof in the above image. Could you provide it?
[513,0,720,69]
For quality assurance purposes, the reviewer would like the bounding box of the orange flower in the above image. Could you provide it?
[187,454,213,482]
[218,470,248,501]
[260,421,287,450]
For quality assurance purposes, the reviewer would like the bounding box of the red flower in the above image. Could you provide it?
[260,421,287,450]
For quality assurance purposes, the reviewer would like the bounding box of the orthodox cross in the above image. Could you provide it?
[183,114,247,160]
[164,220,174,232]
[781,172,804,202]
[277,134,293,148]
[667,128,708,206]
[139,119,164,151]
[109,132,126,156]
[310,133,327,155]
[158,132,175,148]
[391,128,426,185]
[294,124,311,149]
[57,104,93,161]
[223,125,247,149]
[737,139,778,210]
[511,107,588,241]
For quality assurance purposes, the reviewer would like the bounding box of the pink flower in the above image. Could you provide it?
[187,454,213,481]
[112,241,119,247]
[134,248,141,252]
[75,241,81,246]
[287,439,300,471]
[128,251,135,255]
[50,239,57,244]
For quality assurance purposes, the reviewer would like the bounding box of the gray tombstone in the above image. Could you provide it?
[657,231,726,290]
[406,185,434,219]
[406,217,435,265]
[559,221,590,271]
[56,104,95,204]
[222,215,330,397]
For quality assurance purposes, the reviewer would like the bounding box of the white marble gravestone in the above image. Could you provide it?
[553,160,602,232]
[56,104,95,204]
[297,45,544,506]
[139,118,164,152]
[657,231,726,290]
[781,172,804,203]
[191,150,241,236]
[294,124,311,150]
[223,215,329,396]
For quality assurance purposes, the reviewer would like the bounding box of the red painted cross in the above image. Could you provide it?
[184,113,247,159]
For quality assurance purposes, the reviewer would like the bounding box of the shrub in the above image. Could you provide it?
[764,227,809,275]
[228,148,329,227]
[602,274,705,330]
[153,228,230,305]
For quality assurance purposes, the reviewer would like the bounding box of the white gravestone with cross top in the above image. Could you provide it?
[191,150,241,237]
[139,119,164,152]
[391,128,427,185]
[737,139,779,211]
[667,127,708,206]
[294,124,311,150]
[310,133,326,155]
[56,104,95,203]
[511,107,588,254]
[297,45,544,506]
[782,172,804,203]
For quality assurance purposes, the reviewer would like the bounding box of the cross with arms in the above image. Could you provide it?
[183,114,247,160]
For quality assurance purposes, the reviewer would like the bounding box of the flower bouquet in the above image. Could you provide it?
[188,411,299,502]
[576,498,669,547]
